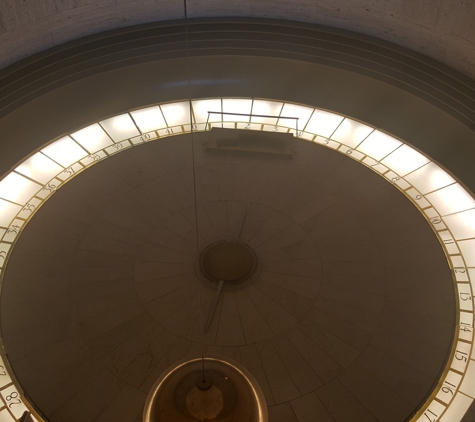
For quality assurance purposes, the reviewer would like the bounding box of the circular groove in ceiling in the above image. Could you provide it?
[199,241,258,284]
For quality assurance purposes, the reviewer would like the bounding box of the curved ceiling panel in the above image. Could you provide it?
[0,0,474,82]
[0,14,474,422]
[0,97,473,421]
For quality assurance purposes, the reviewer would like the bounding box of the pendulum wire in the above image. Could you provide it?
[183,0,206,382]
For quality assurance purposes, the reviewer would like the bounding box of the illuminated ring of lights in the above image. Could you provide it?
[0,97,474,422]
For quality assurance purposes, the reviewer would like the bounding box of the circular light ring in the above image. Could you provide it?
[0,97,473,422]
[143,356,268,422]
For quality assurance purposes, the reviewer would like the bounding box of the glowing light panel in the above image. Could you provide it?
[223,99,252,122]
[278,103,313,130]
[71,123,114,152]
[100,114,140,142]
[330,118,373,148]
[305,109,344,138]
[426,184,475,216]
[251,100,282,124]
[0,173,41,205]
[405,162,456,195]
[131,106,167,132]
[160,102,190,127]
[41,136,88,167]
[356,131,402,160]
[381,144,430,176]
[192,99,222,123]
[15,153,63,184]
[0,199,22,228]
[444,210,475,240]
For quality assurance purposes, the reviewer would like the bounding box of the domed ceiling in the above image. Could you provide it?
[0,2,474,421]
[0,134,454,422]
[0,0,474,79]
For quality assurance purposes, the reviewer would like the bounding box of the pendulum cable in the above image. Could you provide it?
[183,0,206,384]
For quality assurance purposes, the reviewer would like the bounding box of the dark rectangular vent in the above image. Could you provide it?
[204,128,295,157]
